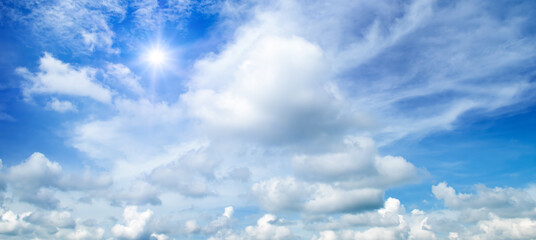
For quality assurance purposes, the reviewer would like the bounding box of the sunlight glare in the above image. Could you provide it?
[147,48,166,66]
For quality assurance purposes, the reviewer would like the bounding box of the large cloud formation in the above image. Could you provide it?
[0,0,535,239]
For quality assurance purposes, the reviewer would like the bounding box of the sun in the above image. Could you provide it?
[146,48,167,66]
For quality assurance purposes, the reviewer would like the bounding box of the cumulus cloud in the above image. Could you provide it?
[3,0,535,239]
[0,209,31,235]
[309,199,437,240]
[181,34,348,144]
[292,137,417,187]
[3,152,112,209]
[46,97,77,112]
[0,207,105,240]
[185,0,536,145]
[112,206,153,240]
[252,177,383,214]
[150,233,171,240]
[432,182,536,219]
[245,214,293,240]
[202,206,234,234]
[253,137,417,214]
[54,223,105,240]
[17,53,112,103]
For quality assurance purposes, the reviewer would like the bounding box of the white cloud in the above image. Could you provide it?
[54,221,105,240]
[181,34,348,144]
[202,206,234,234]
[3,0,123,53]
[473,215,536,240]
[309,199,437,240]
[293,137,418,187]
[131,0,214,30]
[0,210,31,234]
[46,97,77,112]
[340,198,404,227]
[17,53,112,103]
[4,152,112,209]
[72,98,184,161]
[432,182,536,218]
[252,177,383,214]
[105,63,144,95]
[244,214,293,240]
[107,181,161,206]
[112,206,153,240]
[187,0,536,146]
[253,137,417,214]
[150,233,170,240]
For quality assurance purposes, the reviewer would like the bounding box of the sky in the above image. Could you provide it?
[0,0,536,239]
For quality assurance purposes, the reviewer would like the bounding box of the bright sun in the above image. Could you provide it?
[147,48,167,66]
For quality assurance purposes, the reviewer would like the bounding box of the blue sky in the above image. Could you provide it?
[1,0,536,239]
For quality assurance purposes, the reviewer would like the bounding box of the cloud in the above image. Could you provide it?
[147,147,216,198]
[131,0,218,31]
[2,0,123,53]
[244,214,293,240]
[252,137,417,214]
[0,209,31,235]
[0,111,14,122]
[0,207,105,239]
[252,177,383,214]
[187,0,536,145]
[151,233,171,240]
[105,63,144,96]
[309,199,437,240]
[202,206,234,234]
[17,53,112,103]
[107,180,162,206]
[181,34,349,144]
[46,97,77,112]
[340,198,405,227]
[112,206,153,240]
[72,98,184,161]
[54,222,105,240]
[292,137,418,187]
[4,152,112,209]
[472,216,536,240]
[432,182,536,219]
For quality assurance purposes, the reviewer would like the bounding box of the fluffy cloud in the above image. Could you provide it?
[432,182,536,219]
[17,53,112,103]
[252,177,383,214]
[0,210,31,235]
[244,214,293,240]
[292,137,417,187]
[150,233,171,240]
[54,225,105,240]
[309,199,436,240]
[3,152,112,209]
[181,34,348,144]
[187,0,536,145]
[46,98,77,112]
[0,208,105,239]
[112,206,153,239]
[202,206,234,234]
[253,137,417,214]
